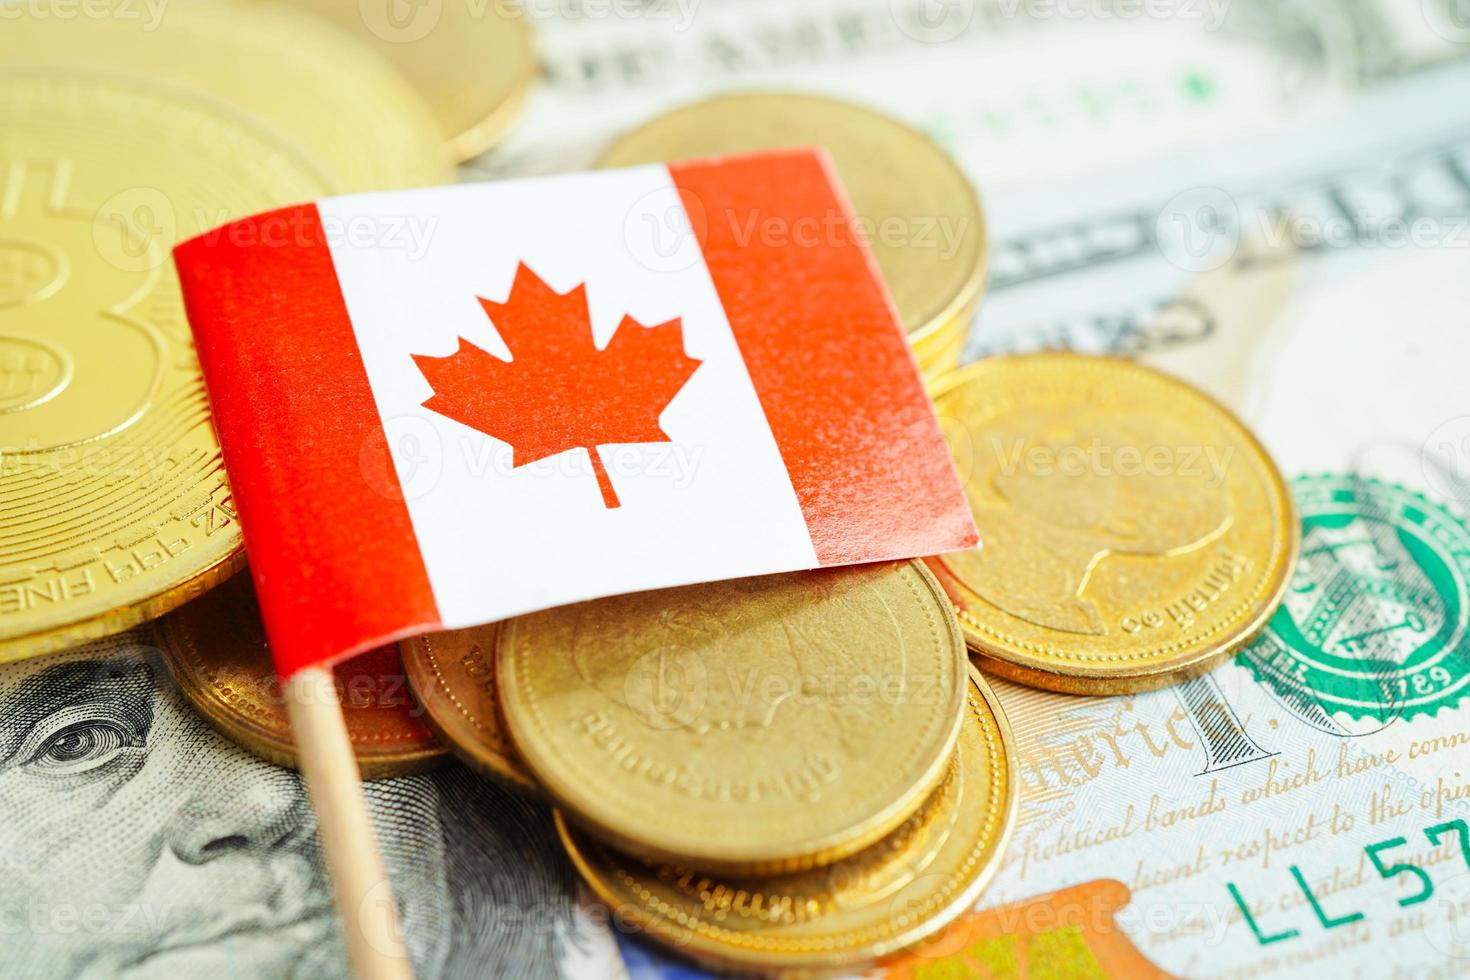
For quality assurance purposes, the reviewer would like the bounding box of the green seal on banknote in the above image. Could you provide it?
[1241,475,1470,723]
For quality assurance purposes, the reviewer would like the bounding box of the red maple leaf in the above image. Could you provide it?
[412,262,701,508]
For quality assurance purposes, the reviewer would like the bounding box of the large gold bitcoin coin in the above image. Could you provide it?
[4,0,452,190]
[0,71,335,658]
[559,665,1016,976]
[157,573,446,778]
[928,353,1299,693]
[597,92,985,377]
[279,0,536,162]
[499,561,967,874]
[401,625,538,792]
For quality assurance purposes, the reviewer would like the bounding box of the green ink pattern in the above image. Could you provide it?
[1241,476,1470,721]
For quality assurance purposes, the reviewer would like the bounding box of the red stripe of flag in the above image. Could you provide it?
[175,204,441,678]
[668,153,978,564]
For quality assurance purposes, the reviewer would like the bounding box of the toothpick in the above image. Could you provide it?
[287,666,415,980]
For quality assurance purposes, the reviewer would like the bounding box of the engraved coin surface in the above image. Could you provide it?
[558,665,1016,975]
[156,572,445,778]
[401,624,538,792]
[3,1,453,191]
[280,0,536,162]
[597,92,985,372]
[0,71,334,657]
[928,353,1299,693]
[499,560,968,874]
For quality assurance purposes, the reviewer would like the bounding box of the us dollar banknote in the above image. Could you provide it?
[939,230,1470,977]
[599,21,1470,980]
[470,0,1469,184]
[0,632,625,980]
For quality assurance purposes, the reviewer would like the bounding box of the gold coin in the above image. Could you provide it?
[277,0,536,162]
[0,71,335,659]
[400,625,538,792]
[499,561,968,875]
[558,665,1016,976]
[915,299,974,384]
[156,571,446,778]
[927,353,1300,694]
[597,92,987,354]
[3,0,452,191]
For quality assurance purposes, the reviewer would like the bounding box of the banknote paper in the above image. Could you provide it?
[1039,75,1453,980]
[493,5,1470,979]
[957,239,1470,977]
[970,60,1470,362]
[0,632,626,980]
[472,0,1467,184]
[5,2,1466,978]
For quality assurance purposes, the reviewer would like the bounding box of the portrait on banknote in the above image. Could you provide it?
[0,635,610,980]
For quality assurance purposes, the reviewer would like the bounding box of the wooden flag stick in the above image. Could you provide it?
[287,666,415,980]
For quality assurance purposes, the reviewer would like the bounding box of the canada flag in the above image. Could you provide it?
[175,150,977,677]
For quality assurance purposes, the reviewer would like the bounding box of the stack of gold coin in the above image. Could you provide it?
[400,624,539,793]
[406,561,1019,973]
[0,0,468,662]
[274,0,536,162]
[597,92,986,384]
[926,353,1300,694]
[155,572,447,778]
[559,663,1014,976]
